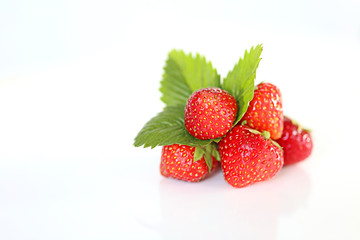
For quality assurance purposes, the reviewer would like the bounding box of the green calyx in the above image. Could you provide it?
[194,142,220,172]
[244,124,271,141]
[288,116,312,133]
[247,128,283,150]
[270,138,282,150]
[262,131,271,139]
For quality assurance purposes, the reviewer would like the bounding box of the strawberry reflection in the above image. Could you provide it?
[158,165,310,240]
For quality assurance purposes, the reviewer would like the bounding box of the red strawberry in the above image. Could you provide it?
[276,116,313,166]
[242,82,283,140]
[184,88,238,140]
[218,125,284,188]
[160,144,218,182]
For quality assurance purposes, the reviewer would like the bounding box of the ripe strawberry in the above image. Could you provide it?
[276,116,313,166]
[241,82,283,140]
[218,124,284,188]
[160,144,218,182]
[184,88,238,140]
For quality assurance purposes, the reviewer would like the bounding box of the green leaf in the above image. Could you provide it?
[134,105,214,148]
[222,44,263,125]
[160,50,221,107]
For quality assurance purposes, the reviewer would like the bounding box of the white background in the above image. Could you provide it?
[1,0,360,239]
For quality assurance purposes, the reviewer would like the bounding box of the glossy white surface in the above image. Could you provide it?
[1,0,360,239]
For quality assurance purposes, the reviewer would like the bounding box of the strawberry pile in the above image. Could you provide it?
[134,45,313,188]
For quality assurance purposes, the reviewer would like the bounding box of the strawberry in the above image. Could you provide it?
[276,116,313,166]
[218,124,284,188]
[184,88,238,140]
[241,82,283,140]
[160,144,218,182]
